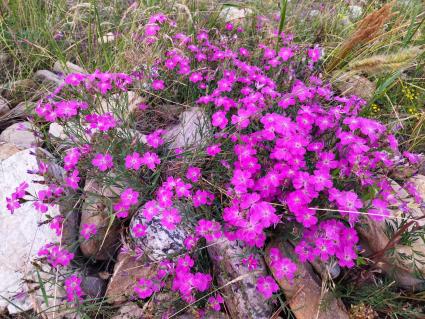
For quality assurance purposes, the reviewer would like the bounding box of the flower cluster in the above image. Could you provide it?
[64,275,84,302]
[6,182,28,214]
[38,243,74,268]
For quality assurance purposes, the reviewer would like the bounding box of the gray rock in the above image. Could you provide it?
[357,177,425,290]
[111,302,145,319]
[0,148,61,314]
[265,241,350,319]
[0,142,21,161]
[333,72,376,101]
[0,121,38,149]
[79,179,122,260]
[164,107,211,149]
[208,237,273,319]
[33,70,64,90]
[53,60,87,75]
[130,203,193,262]
[81,275,107,299]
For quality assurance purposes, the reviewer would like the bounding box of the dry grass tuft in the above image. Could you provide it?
[348,46,424,75]
[326,1,396,73]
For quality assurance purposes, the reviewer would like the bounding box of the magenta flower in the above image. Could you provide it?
[65,275,84,302]
[206,144,221,157]
[80,223,97,240]
[152,79,165,91]
[256,276,279,299]
[91,153,114,171]
[186,166,201,183]
[132,223,148,238]
[120,188,139,207]
[142,152,161,170]
[125,152,143,170]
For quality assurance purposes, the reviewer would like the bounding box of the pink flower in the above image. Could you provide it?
[212,111,228,130]
[125,152,144,170]
[91,153,114,171]
[65,169,80,190]
[134,278,157,299]
[152,79,165,91]
[308,47,321,62]
[132,223,148,238]
[206,144,221,157]
[80,223,97,240]
[142,152,161,170]
[208,294,224,311]
[120,188,139,207]
[161,207,181,230]
[65,275,84,302]
[189,72,203,83]
[186,166,201,182]
[195,219,222,242]
[146,130,165,148]
[256,276,279,299]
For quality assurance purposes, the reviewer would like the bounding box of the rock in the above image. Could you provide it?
[356,177,425,290]
[0,96,10,116]
[207,237,273,319]
[0,121,37,149]
[265,241,349,319]
[106,251,157,304]
[1,79,38,106]
[81,275,107,299]
[0,148,61,314]
[333,72,376,101]
[164,107,211,149]
[53,60,87,75]
[220,6,252,22]
[349,5,363,20]
[99,91,144,119]
[0,142,21,160]
[0,101,35,123]
[49,122,67,140]
[130,203,193,262]
[33,70,64,90]
[111,302,146,319]
[98,32,116,44]
[79,179,122,260]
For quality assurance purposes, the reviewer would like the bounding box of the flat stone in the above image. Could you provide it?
[53,60,87,75]
[265,241,349,319]
[0,142,21,160]
[130,203,193,262]
[111,302,146,319]
[208,237,272,319]
[164,107,211,149]
[81,275,107,299]
[106,252,158,304]
[0,148,61,314]
[33,70,64,90]
[79,179,122,260]
[333,72,376,101]
[0,121,37,149]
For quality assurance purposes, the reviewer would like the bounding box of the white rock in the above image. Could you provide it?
[0,121,37,149]
[33,70,64,88]
[0,142,21,160]
[97,32,116,44]
[130,203,192,261]
[53,60,87,75]
[0,148,61,313]
[164,107,211,149]
[220,7,252,22]
[349,5,363,20]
